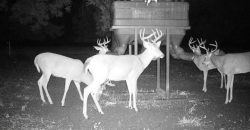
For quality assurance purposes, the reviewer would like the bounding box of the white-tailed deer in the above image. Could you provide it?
[93,37,110,54]
[203,41,250,104]
[82,29,164,119]
[34,38,111,106]
[188,38,225,92]
[93,37,115,95]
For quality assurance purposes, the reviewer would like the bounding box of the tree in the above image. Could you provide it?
[0,0,7,11]
[86,0,114,37]
[7,0,71,41]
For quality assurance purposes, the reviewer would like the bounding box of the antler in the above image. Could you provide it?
[197,38,209,54]
[188,37,197,50]
[151,29,163,43]
[140,29,163,44]
[140,29,156,42]
[209,41,218,53]
[198,38,218,54]
[97,37,110,48]
[197,38,206,47]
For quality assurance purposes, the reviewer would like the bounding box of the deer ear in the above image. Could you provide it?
[155,41,161,47]
[208,53,213,58]
[214,50,220,55]
[94,46,101,51]
[143,41,150,48]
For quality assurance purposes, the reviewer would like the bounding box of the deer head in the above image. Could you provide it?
[200,40,218,66]
[94,37,110,54]
[140,28,164,60]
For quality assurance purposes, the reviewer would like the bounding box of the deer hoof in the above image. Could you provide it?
[100,111,104,115]
[84,114,89,119]
[41,102,47,106]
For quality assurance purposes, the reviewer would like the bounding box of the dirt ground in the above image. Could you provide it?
[0,46,250,130]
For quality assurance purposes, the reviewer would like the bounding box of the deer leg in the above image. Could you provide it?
[43,74,53,104]
[38,75,46,104]
[90,86,104,115]
[203,70,208,92]
[223,74,227,89]
[61,79,71,106]
[95,84,105,101]
[229,75,234,103]
[225,75,232,104]
[219,72,224,89]
[83,82,98,119]
[126,80,133,109]
[74,81,83,101]
[131,80,138,112]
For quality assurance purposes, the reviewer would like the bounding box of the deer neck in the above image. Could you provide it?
[211,54,223,70]
[138,49,154,69]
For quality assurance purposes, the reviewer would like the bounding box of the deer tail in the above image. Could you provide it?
[34,56,41,73]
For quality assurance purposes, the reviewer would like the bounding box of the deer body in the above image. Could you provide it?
[207,52,250,104]
[34,52,92,106]
[193,52,226,91]
[189,38,225,92]
[82,29,164,119]
[211,53,250,74]
[34,38,111,106]
[85,51,153,81]
[203,41,250,104]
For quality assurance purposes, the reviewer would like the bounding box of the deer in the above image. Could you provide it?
[93,37,110,54]
[188,37,226,92]
[202,41,250,104]
[82,28,164,119]
[34,38,111,106]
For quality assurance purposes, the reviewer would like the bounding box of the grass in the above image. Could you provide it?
[177,116,202,127]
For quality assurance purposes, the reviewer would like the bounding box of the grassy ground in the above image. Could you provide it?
[0,46,250,130]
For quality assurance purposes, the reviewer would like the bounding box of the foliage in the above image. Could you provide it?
[86,0,114,37]
[11,0,71,31]
[5,0,71,41]
[0,0,7,11]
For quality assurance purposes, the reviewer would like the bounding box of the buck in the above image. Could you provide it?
[34,38,111,106]
[203,41,250,104]
[93,37,110,54]
[188,37,225,92]
[82,29,164,119]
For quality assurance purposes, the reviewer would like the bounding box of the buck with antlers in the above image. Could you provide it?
[188,37,225,92]
[202,41,250,104]
[93,37,110,54]
[34,38,111,106]
[82,29,164,119]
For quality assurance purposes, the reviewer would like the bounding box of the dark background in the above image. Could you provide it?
[1,0,250,52]
[186,0,250,52]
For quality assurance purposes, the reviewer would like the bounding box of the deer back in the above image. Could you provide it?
[35,52,84,79]
[85,54,143,81]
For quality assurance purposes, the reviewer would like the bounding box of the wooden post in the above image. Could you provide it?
[157,59,161,91]
[129,45,132,55]
[134,28,138,55]
[166,28,170,99]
